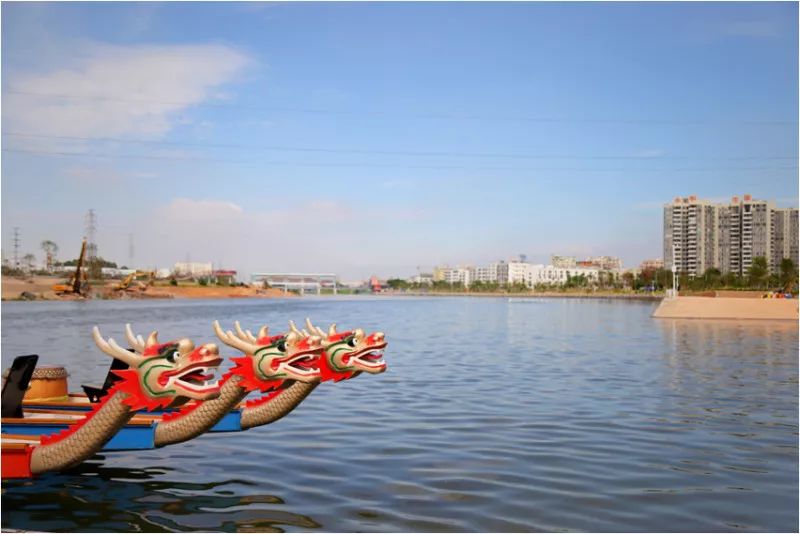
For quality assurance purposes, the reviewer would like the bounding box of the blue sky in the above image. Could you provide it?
[2,2,797,279]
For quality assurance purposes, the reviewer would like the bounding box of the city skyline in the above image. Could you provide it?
[2,2,798,280]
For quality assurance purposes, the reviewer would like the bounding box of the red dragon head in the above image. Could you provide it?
[92,324,223,411]
[212,320,324,392]
[301,318,388,382]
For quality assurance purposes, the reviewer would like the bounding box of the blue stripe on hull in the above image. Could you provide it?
[20,406,244,433]
[2,423,156,451]
[209,410,242,432]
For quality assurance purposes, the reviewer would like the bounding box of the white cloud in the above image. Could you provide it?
[4,42,252,140]
[129,197,437,279]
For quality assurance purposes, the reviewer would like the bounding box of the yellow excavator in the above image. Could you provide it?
[115,270,155,292]
[52,239,89,296]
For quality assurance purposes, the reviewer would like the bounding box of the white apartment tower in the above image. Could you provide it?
[664,194,798,277]
[663,195,718,277]
[771,207,800,273]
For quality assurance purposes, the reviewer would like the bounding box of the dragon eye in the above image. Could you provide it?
[346,336,356,347]
[277,340,287,352]
[166,350,179,363]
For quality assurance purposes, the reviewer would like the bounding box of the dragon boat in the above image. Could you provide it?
[3,319,388,463]
[2,326,224,479]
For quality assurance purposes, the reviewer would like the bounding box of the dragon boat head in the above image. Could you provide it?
[92,324,223,408]
[302,318,388,381]
[213,320,324,387]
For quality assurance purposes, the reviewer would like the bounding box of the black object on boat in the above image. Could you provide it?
[1,354,39,417]
[82,357,130,403]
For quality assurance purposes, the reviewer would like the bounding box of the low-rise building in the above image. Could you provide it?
[474,261,501,283]
[212,270,238,285]
[530,265,599,286]
[409,273,434,285]
[174,262,213,277]
[584,256,623,271]
[639,259,664,272]
[551,255,577,268]
[442,266,474,286]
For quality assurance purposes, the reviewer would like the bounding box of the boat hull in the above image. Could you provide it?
[23,395,243,433]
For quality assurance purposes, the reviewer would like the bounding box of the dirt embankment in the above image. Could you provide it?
[145,285,290,299]
[2,276,292,300]
[2,276,63,300]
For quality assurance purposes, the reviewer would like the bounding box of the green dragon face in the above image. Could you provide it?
[93,325,224,406]
[323,328,388,375]
[213,321,324,385]
[250,332,323,382]
[137,339,224,400]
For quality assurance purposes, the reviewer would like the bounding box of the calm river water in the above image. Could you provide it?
[1,296,797,532]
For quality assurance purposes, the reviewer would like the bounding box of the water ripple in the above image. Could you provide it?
[2,298,797,531]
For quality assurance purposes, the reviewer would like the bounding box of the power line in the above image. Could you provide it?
[3,89,796,126]
[2,147,797,172]
[3,132,796,161]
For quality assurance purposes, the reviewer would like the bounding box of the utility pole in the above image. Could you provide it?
[85,209,98,278]
[12,227,20,269]
[85,209,97,262]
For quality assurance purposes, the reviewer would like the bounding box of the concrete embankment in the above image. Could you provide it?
[653,296,798,321]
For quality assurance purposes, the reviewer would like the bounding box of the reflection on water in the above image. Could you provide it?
[2,297,798,532]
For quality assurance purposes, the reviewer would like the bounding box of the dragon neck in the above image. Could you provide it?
[153,374,250,447]
[30,390,134,474]
[239,381,319,430]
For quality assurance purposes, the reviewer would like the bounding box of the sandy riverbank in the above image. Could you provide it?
[1,276,292,301]
[653,296,798,321]
[388,291,663,301]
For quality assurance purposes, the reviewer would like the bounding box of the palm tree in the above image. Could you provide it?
[779,258,797,292]
[40,240,58,271]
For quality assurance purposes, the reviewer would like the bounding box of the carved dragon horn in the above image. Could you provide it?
[285,331,301,345]
[306,318,326,338]
[234,321,257,343]
[93,326,141,366]
[124,323,146,353]
[145,331,159,349]
[288,320,304,337]
[213,320,259,355]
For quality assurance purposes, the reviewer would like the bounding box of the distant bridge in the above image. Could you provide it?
[250,272,338,295]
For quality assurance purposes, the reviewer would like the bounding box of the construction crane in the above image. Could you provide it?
[52,239,89,295]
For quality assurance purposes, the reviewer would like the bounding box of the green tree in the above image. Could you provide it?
[386,278,410,290]
[22,253,36,271]
[747,256,769,289]
[622,271,635,289]
[779,258,797,292]
[700,267,721,290]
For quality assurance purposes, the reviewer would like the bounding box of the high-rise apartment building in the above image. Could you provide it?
[663,195,718,276]
[771,207,799,273]
[664,194,798,276]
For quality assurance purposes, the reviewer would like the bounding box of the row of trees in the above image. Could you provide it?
[385,257,798,294]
